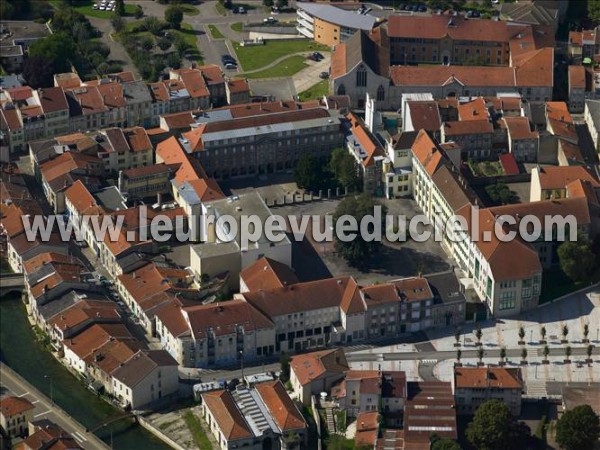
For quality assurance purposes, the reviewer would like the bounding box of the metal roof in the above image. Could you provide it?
[297,2,377,31]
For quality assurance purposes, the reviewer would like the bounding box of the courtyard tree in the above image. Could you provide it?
[475,326,483,346]
[165,5,184,29]
[565,345,572,363]
[543,345,550,363]
[466,400,513,450]
[430,433,461,450]
[587,344,594,363]
[556,404,600,450]
[115,0,125,16]
[583,323,590,342]
[520,348,527,364]
[540,326,547,343]
[279,353,290,383]
[454,327,461,347]
[477,347,484,365]
[518,326,525,344]
[329,147,362,192]
[500,347,507,364]
[562,324,569,343]
[294,154,328,191]
[333,194,387,268]
[557,238,595,282]
[456,349,462,364]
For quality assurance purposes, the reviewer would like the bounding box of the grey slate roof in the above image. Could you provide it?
[297,2,377,30]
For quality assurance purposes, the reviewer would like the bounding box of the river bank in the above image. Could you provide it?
[0,293,172,450]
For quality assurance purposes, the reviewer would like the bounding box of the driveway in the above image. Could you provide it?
[292,54,330,94]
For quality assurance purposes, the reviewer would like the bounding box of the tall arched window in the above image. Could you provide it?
[356,66,367,87]
[337,84,346,95]
[376,85,385,101]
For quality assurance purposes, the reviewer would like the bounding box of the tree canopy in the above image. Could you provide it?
[466,400,514,450]
[329,147,362,193]
[556,404,600,450]
[165,5,184,29]
[333,194,386,268]
[430,433,462,450]
[557,237,596,282]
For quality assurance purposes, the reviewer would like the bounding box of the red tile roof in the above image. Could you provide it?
[569,65,586,90]
[503,116,538,140]
[454,367,523,389]
[535,165,599,190]
[38,87,69,114]
[345,112,386,167]
[411,130,444,176]
[255,380,307,432]
[407,101,441,132]
[443,119,493,136]
[499,153,520,175]
[64,180,103,216]
[240,257,299,291]
[290,348,348,386]
[0,396,34,417]
[202,390,253,440]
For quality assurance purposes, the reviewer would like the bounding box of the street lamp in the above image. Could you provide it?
[530,329,533,343]
[239,350,244,382]
[44,375,53,405]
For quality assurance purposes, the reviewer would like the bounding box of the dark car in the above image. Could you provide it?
[417,4,427,12]
[222,54,236,64]
[472,10,481,17]
[319,71,329,79]
[312,52,324,61]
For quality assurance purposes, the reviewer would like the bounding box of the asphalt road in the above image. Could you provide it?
[0,362,109,450]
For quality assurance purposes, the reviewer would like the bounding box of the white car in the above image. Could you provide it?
[99,5,106,10]
[92,4,99,9]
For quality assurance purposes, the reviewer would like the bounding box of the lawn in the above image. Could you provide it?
[208,24,225,39]
[539,268,588,304]
[73,1,137,19]
[231,22,244,32]
[215,2,227,16]
[468,160,505,177]
[180,4,200,16]
[233,39,328,71]
[178,23,203,62]
[298,79,329,100]
[183,411,212,450]
[243,55,308,79]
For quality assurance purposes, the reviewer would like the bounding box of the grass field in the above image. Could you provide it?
[73,1,137,19]
[215,2,227,16]
[244,55,308,79]
[233,39,328,71]
[231,22,244,32]
[178,23,203,61]
[208,24,225,39]
[183,411,212,450]
[298,79,329,100]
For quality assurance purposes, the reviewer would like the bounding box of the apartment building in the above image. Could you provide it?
[530,165,599,202]
[0,397,34,438]
[239,256,299,293]
[568,65,587,113]
[97,127,153,174]
[181,107,344,180]
[453,367,523,416]
[568,27,600,62]
[118,164,173,200]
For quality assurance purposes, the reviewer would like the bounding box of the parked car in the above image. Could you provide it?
[238,6,246,14]
[225,63,237,70]
[221,54,236,63]
[264,16,277,23]
[417,4,427,12]
[310,52,324,61]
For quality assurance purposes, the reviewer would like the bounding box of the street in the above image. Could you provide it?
[0,362,109,450]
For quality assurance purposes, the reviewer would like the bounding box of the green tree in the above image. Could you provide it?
[466,400,513,450]
[588,0,600,25]
[263,0,274,6]
[294,154,330,191]
[485,183,516,205]
[276,0,288,8]
[558,237,596,282]
[157,37,172,51]
[430,433,462,450]
[111,15,125,32]
[333,194,387,268]
[165,5,184,30]
[556,404,600,450]
[28,33,75,74]
[22,55,54,88]
[329,147,361,192]
[115,0,125,16]
[134,4,144,18]
[279,354,290,383]
[500,347,507,363]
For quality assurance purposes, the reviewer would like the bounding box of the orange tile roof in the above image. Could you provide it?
[290,348,348,386]
[64,180,103,216]
[513,47,554,88]
[62,323,135,360]
[503,116,538,140]
[255,380,307,432]
[202,390,253,440]
[457,98,488,121]
[0,203,28,238]
[180,70,210,98]
[23,252,83,275]
[546,101,573,123]
[407,101,441,131]
[411,130,444,177]
[117,263,172,309]
[97,82,126,108]
[535,165,599,190]
[49,300,120,332]
[454,367,523,389]
[346,112,386,167]
[69,86,108,115]
[124,126,152,152]
[197,64,225,85]
[40,152,100,183]
[227,78,250,94]
[390,65,517,88]
[569,65,586,90]
[566,179,600,207]
[361,277,433,304]
[0,396,34,417]
[443,119,493,136]
[330,42,347,80]
[29,260,87,299]
[355,411,379,448]
[240,257,299,291]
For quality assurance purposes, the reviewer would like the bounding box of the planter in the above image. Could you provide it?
[582,339,590,344]
[475,342,482,346]
[454,343,461,347]
[518,341,525,346]
[498,361,506,366]
[520,361,528,365]
[477,362,485,367]
[586,358,593,364]
[564,359,571,364]
[561,340,568,344]
[542,359,549,365]
[539,340,547,345]
[454,362,462,367]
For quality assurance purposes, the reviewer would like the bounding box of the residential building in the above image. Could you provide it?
[568,65,586,113]
[500,2,559,31]
[110,349,179,409]
[239,256,299,293]
[0,396,34,438]
[289,348,349,405]
[530,165,599,201]
[97,126,153,174]
[21,421,83,450]
[0,20,51,72]
[296,2,380,46]
[585,99,600,151]
[568,27,600,62]
[118,163,173,200]
[354,411,380,449]
[501,116,539,162]
[453,367,523,416]
[225,78,251,105]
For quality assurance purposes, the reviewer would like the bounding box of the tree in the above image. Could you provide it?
[263,0,274,6]
[430,433,462,450]
[556,404,600,450]
[520,348,527,363]
[518,326,525,343]
[562,324,569,342]
[500,347,507,363]
[111,15,125,32]
[454,327,461,346]
[477,347,484,364]
[22,55,55,88]
[586,344,594,361]
[583,323,590,341]
[565,345,572,361]
[557,238,596,282]
[115,0,125,16]
[279,354,291,383]
[157,37,172,51]
[134,4,144,18]
[466,400,513,450]
[329,147,361,192]
[485,183,516,205]
[28,33,75,74]
[456,349,462,363]
[140,36,154,51]
[294,154,325,191]
[475,326,483,345]
[588,0,600,25]
[543,345,550,361]
[165,5,184,30]
[540,326,547,342]
[276,0,288,9]
[333,194,387,268]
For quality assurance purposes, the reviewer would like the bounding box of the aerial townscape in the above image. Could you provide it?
[1,0,600,449]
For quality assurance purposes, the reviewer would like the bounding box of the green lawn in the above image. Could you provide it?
[73,1,137,19]
[231,22,244,32]
[178,23,203,62]
[233,39,328,71]
[180,4,200,16]
[183,411,212,450]
[215,2,227,16]
[469,160,505,177]
[207,24,225,39]
[243,55,308,79]
[298,79,329,100]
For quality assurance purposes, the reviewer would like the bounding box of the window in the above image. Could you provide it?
[376,85,385,102]
[356,66,367,87]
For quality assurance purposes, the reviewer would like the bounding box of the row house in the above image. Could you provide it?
[530,165,599,202]
[568,65,586,113]
[382,130,415,199]
[118,163,174,200]
[97,126,153,174]
[568,27,600,62]
[501,116,539,162]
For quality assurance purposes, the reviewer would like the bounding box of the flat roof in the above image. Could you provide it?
[0,21,50,40]
[297,2,377,31]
